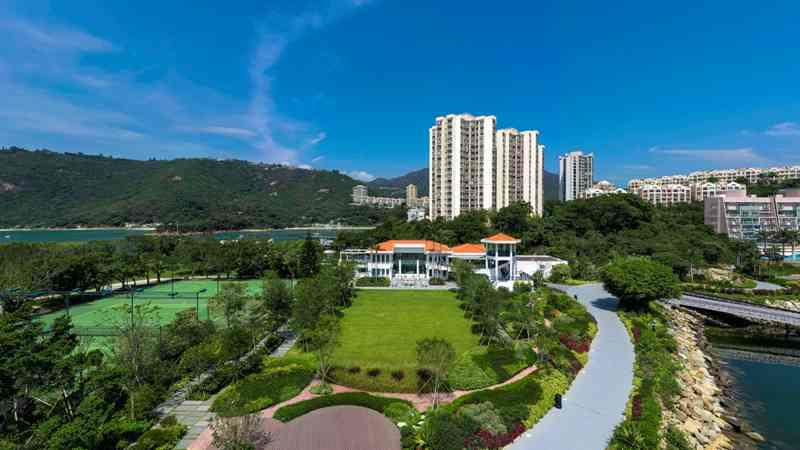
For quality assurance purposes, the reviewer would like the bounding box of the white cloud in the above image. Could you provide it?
[764,122,800,137]
[623,164,654,170]
[347,170,376,182]
[310,155,325,163]
[297,164,313,170]
[309,132,327,146]
[648,147,769,165]
[179,126,257,138]
[0,17,116,53]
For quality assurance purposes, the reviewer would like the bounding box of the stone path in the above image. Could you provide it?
[508,283,634,450]
[173,330,296,449]
[753,280,784,291]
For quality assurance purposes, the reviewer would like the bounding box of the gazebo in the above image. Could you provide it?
[480,233,521,282]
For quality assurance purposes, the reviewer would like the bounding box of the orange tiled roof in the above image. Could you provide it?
[375,240,451,252]
[450,243,486,254]
[482,232,519,242]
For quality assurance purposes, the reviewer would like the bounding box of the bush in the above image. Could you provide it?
[429,277,446,286]
[347,366,361,374]
[665,426,693,450]
[129,416,187,450]
[186,343,274,400]
[355,277,390,287]
[458,402,506,436]
[273,392,413,422]
[383,402,413,423]
[366,368,381,377]
[211,358,314,417]
[424,409,473,450]
[390,370,405,381]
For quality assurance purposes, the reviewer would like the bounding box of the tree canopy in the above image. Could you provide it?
[601,256,681,308]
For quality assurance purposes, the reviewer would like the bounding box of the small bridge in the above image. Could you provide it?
[669,292,800,327]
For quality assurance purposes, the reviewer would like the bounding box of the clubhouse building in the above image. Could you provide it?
[340,233,566,287]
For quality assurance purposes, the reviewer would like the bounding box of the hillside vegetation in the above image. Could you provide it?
[0,147,390,230]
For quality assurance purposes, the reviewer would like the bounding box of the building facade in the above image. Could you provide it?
[428,113,544,220]
[340,233,567,287]
[581,180,626,199]
[704,189,800,245]
[637,184,692,206]
[352,184,413,209]
[628,165,800,193]
[559,150,594,201]
[495,129,545,214]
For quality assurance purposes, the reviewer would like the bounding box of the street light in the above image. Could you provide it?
[196,289,207,321]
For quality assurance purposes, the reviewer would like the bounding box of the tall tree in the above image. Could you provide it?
[416,338,456,408]
[299,235,321,278]
[210,282,250,328]
[306,314,340,391]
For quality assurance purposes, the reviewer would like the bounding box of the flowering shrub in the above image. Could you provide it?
[631,393,643,420]
[632,326,641,344]
[559,334,591,353]
[466,422,526,449]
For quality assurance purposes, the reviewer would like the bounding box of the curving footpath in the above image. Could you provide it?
[508,283,634,450]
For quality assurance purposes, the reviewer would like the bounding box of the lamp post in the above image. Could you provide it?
[196,289,207,321]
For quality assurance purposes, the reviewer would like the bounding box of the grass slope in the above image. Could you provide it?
[333,290,479,368]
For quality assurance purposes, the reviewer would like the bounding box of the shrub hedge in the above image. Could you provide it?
[210,357,314,417]
[272,392,413,422]
[355,277,390,287]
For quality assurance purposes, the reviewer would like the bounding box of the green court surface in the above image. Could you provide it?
[36,279,263,331]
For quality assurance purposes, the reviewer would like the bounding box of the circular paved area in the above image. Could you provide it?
[192,406,400,450]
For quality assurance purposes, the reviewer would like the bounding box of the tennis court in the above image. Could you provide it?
[36,279,264,331]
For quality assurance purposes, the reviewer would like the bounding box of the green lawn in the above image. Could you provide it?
[333,290,479,369]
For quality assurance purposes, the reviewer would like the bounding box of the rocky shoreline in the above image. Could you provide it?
[665,306,765,450]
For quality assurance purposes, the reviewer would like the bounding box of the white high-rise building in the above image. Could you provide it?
[429,113,544,220]
[559,150,594,201]
[495,129,544,215]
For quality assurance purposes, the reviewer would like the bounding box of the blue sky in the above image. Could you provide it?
[1,0,799,183]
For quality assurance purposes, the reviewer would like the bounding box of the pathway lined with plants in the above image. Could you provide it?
[508,283,634,450]
[173,330,297,449]
[262,364,538,417]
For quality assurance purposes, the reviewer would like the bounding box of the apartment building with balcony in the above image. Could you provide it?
[637,183,691,206]
[495,129,544,214]
[628,165,800,193]
[429,113,544,220]
[704,189,800,246]
[558,150,593,201]
[581,180,626,199]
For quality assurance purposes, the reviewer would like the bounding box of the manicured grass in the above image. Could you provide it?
[273,392,413,422]
[210,356,315,417]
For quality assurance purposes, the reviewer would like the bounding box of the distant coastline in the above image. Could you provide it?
[0,226,157,232]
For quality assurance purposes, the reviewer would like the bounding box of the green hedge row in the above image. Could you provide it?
[355,276,390,287]
[273,392,413,422]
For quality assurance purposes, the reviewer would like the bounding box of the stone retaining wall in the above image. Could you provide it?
[664,307,765,449]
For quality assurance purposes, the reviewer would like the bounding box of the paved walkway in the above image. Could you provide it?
[753,280,784,291]
[508,283,634,450]
[174,329,296,449]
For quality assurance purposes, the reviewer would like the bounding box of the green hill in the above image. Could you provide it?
[369,167,560,200]
[0,147,389,230]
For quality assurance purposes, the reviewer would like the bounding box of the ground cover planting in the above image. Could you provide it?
[210,356,316,417]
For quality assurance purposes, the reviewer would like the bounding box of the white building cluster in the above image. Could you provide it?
[429,113,545,220]
[340,233,567,287]
[351,184,429,214]
[581,180,626,199]
[628,165,800,206]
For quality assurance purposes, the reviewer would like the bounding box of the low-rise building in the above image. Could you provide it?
[581,180,626,198]
[637,183,691,206]
[340,233,567,286]
[704,189,800,245]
